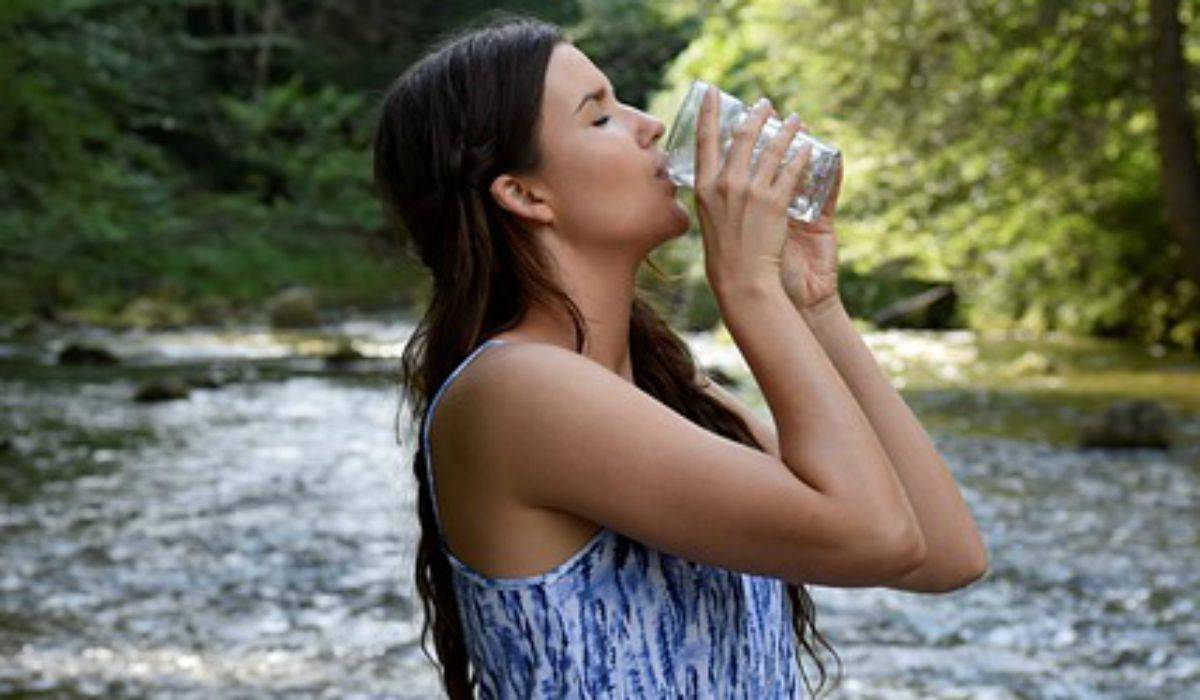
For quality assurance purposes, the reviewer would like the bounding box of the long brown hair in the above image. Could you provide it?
[373,12,842,698]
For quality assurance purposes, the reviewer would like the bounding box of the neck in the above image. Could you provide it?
[507,237,640,384]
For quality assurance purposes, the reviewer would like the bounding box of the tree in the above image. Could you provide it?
[1149,0,1200,287]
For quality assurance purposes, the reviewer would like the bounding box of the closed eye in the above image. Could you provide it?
[591,115,610,127]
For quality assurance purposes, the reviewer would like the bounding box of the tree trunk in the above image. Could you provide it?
[254,0,283,101]
[1148,0,1200,285]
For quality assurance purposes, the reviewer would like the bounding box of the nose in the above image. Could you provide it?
[650,116,665,145]
[640,110,666,148]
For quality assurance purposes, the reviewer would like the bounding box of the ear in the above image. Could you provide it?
[488,173,555,227]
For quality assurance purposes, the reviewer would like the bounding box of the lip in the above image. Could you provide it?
[655,167,675,189]
[653,153,670,180]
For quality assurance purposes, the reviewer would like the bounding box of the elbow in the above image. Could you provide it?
[877,520,928,580]
[956,546,991,587]
[908,540,991,594]
[940,533,991,591]
[925,550,990,593]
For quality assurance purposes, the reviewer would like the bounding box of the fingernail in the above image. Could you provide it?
[755,97,769,110]
[785,113,800,127]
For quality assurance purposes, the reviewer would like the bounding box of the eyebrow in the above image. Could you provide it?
[574,85,608,114]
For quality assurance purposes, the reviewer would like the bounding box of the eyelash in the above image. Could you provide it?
[591,115,610,127]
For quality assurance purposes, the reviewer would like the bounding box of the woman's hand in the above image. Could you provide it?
[771,108,844,317]
[694,86,811,296]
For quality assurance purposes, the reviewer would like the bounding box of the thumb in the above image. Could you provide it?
[821,161,843,217]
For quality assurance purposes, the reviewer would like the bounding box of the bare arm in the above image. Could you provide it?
[713,278,927,567]
[694,371,783,461]
[799,297,989,592]
[466,339,926,587]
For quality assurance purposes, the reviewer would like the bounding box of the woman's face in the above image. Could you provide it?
[496,42,691,257]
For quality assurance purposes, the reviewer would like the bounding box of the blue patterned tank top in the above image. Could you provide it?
[422,338,807,698]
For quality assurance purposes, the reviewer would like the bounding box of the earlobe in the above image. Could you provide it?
[489,174,554,226]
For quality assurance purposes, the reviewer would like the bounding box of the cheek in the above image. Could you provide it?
[571,142,641,191]
[551,146,650,236]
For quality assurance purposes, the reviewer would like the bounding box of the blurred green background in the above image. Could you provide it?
[3,0,1198,351]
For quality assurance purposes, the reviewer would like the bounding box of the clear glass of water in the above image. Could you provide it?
[663,78,842,223]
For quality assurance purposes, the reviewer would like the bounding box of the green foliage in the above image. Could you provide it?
[650,0,1200,348]
[215,76,377,230]
[0,0,702,326]
[570,0,700,109]
[3,0,1198,351]
[0,0,400,322]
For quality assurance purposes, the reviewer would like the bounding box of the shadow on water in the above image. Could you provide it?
[0,315,1197,697]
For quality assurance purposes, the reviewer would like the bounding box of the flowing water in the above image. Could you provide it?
[1,316,1197,698]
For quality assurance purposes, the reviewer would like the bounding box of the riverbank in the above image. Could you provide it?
[0,226,422,334]
[5,313,1199,452]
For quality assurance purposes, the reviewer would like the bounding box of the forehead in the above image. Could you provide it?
[543,43,608,112]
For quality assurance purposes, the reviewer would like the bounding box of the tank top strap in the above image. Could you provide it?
[421,338,508,546]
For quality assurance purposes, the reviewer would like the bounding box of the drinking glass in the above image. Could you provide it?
[663,79,841,223]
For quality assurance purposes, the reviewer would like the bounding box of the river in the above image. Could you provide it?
[1,315,1197,698]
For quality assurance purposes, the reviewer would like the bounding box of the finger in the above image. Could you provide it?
[695,84,720,189]
[820,157,844,216]
[722,97,772,184]
[772,138,814,200]
[751,112,803,192]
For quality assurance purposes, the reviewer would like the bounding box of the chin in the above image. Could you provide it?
[666,199,691,236]
[643,206,691,250]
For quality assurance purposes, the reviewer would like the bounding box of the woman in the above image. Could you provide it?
[374,13,988,699]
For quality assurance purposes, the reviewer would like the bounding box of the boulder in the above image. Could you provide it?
[323,338,366,370]
[57,343,119,365]
[133,379,191,403]
[117,297,190,330]
[266,286,320,328]
[1080,399,1175,449]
